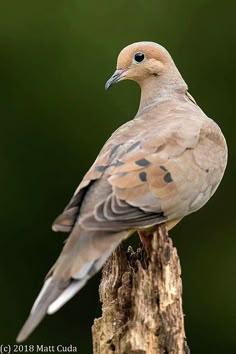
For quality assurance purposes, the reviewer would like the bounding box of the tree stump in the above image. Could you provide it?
[92,225,189,354]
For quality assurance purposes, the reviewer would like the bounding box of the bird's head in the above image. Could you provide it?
[105,41,175,90]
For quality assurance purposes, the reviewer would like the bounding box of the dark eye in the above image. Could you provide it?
[134,52,145,63]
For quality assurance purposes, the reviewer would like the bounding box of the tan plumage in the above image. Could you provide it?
[17,41,227,342]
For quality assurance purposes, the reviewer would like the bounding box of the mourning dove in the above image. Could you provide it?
[17,41,227,342]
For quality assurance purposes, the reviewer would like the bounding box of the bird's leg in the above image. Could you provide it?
[138,224,168,248]
[138,230,151,247]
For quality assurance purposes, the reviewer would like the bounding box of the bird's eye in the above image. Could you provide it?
[133,52,145,63]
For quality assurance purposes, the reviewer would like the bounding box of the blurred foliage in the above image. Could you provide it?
[0,0,235,353]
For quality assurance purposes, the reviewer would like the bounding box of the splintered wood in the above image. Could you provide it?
[92,225,189,354]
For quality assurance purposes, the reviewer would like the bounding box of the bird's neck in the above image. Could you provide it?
[137,69,188,115]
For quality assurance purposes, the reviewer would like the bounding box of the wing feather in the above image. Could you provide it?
[52,111,224,233]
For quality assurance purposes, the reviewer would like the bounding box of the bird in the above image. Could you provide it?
[16,41,227,342]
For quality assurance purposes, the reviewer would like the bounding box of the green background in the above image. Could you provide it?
[0,0,235,353]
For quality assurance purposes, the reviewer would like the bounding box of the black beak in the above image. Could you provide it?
[105,69,126,90]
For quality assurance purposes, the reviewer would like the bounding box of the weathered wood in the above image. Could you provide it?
[92,225,189,354]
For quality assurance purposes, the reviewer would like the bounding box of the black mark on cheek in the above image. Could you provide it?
[163,172,173,183]
[139,171,147,182]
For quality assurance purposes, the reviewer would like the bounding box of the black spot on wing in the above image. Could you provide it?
[96,160,124,172]
[110,144,122,157]
[95,165,108,172]
[139,171,147,182]
[127,141,141,153]
[160,165,168,172]
[113,160,124,166]
[163,172,173,183]
[135,158,150,167]
[110,160,124,167]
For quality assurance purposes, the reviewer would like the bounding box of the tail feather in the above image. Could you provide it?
[16,277,63,343]
[17,230,126,342]
[48,247,114,315]
[48,278,88,314]
[16,250,114,342]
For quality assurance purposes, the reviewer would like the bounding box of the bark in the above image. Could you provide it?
[92,225,190,354]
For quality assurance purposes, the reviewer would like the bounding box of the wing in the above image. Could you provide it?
[78,120,200,230]
[53,108,226,233]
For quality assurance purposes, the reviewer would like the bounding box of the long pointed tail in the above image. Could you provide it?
[17,229,126,342]
[16,277,63,342]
